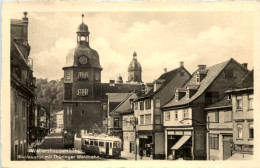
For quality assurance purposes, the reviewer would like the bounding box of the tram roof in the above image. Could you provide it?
[81,134,121,141]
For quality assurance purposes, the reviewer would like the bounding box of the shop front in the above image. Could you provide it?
[138,131,153,157]
[165,129,193,160]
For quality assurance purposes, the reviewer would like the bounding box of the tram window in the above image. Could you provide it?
[90,140,94,146]
[94,140,98,146]
[85,140,89,145]
[113,141,120,148]
[99,141,104,147]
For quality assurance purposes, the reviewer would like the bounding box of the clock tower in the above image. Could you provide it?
[62,15,103,135]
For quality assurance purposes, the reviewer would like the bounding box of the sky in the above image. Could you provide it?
[12,11,254,83]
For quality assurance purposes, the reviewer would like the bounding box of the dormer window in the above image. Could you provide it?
[186,90,190,99]
[175,92,179,101]
[196,73,200,83]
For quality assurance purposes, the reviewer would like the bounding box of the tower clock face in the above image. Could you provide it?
[79,56,88,65]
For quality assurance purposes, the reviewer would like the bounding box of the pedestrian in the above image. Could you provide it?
[33,143,37,156]
[139,148,143,160]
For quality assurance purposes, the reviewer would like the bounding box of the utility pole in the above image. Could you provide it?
[207,116,210,160]
[134,117,137,161]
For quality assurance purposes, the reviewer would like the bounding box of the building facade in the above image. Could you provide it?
[134,62,191,159]
[226,70,254,159]
[10,12,36,160]
[162,59,249,160]
[205,95,233,160]
[62,15,143,145]
[56,110,64,129]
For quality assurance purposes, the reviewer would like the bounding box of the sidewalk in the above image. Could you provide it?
[121,151,153,160]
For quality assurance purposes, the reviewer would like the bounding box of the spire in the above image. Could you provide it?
[133,51,137,59]
[82,14,84,23]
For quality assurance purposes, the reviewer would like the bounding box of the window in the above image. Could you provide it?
[114,118,119,127]
[77,89,88,96]
[102,103,107,110]
[130,117,134,124]
[113,141,120,148]
[232,69,238,78]
[237,124,243,139]
[186,90,190,99]
[135,102,138,110]
[78,72,88,79]
[94,140,98,146]
[95,73,100,81]
[145,99,151,109]
[140,115,144,125]
[99,141,104,147]
[155,98,160,108]
[90,140,94,146]
[155,115,161,124]
[208,111,219,123]
[180,71,185,77]
[165,112,170,121]
[124,133,128,140]
[210,134,219,150]
[183,109,189,119]
[196,74,200,83]
[22,101,26,118]
[66,73,71,80]
[236,96,242,110]
[175,92,179,101]
[140,101,144,110]
[145,114,151,125]
[249,124,254,139]
[85,140,89,145]
[175,111,178,120]
[248,95,253,110]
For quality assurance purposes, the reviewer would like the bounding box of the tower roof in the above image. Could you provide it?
[128,51,142,71]
[77,14,89,34]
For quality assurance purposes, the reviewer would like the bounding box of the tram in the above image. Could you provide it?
[81,134,121,157]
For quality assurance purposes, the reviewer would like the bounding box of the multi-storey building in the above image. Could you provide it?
[134,62,191,159]
[205,95,233,160]
[226,70,254,159]
[56,110,64,129]
[162,59,249,160]
[107,92,131,137]
[10,12,36,160]
[108,92,138,152]
[62,15,143,143]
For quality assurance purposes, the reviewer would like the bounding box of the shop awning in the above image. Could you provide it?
[171,135,191,150]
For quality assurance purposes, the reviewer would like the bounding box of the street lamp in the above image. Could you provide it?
[179,117,210,160]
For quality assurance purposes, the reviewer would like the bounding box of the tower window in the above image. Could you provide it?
[77,89,88,96]
[80,36,86,41]
[78,72,88,79]
[66,73,71,80]
[95,73,100,81]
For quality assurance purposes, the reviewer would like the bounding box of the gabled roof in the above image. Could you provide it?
[163,58,247,108]
[111,92,137,115]
[226,70,253,93]
[106,93,130,102]
[136,66,190,100]
[204,95,232,110]
[102,83,143,99]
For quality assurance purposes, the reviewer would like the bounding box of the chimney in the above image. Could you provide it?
[180,61,184,67]
[109,80,115,86]
[198,65,206,70]
[242,63,248,69]
[164,68,167,73]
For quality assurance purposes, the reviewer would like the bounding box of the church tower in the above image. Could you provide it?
[62,14,103,136]
[127,51,142,84]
